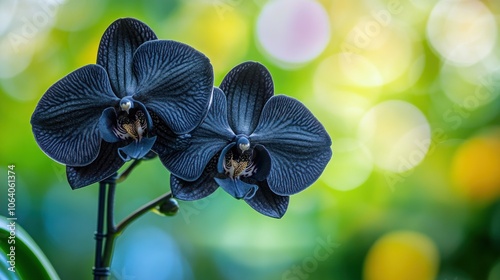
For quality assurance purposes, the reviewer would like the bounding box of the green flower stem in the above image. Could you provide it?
[116,159,142,183]
[116,192,173,233]
[93,174,116,279]
[101,181,116,271]
[93,158,175,279]
[100,191,173,270]
[93,182,108,279]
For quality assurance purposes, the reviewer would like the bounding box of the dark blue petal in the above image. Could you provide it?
[132,40,214,134]
[220,61,274,135]
[117,136,157,161]
[214,177,258,200]
[66,141,125,189]
[217,142,236,174]
[151,111,191,155]
[250,95,332,195]
[158,88,234,181]
[170,155,219,200]
[253,144,271,181]
[31,65,119,166]
[97,18,157,97]
[245,181,289,218]
[98,107,120,143]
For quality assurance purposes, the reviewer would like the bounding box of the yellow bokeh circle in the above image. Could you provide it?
[364,231,439,280]
[181,7,249,75]
[451,129,500,203]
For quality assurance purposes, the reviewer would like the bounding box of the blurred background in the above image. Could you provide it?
[1,0,500,279]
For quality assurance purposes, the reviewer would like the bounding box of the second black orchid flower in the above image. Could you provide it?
[160,62,332,218]
[30,18,214,189]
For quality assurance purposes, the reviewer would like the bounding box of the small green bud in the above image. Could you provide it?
[153,197,179,216]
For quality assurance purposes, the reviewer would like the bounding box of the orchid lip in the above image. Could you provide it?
[110,99,153,142]
[221,139,258,181]
[214,177,258,200]
[223,148,257,179]
[113,109,148,141]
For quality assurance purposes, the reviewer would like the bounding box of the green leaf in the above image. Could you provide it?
[0,216,60,280]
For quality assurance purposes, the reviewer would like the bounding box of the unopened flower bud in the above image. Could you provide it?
[154,197,179,216]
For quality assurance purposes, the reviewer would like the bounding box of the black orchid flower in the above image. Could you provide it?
[30,18,213,189]
[159,62,332,218]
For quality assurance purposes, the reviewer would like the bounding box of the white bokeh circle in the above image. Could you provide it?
[427,0,497,66]
[358,100,431,173]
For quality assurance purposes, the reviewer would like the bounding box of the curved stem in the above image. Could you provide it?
[92,158,173,279]
[97,159,144,272]
[116,159,142,183]
[100,191,173,270]
[116,192,172,233]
